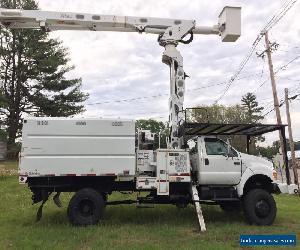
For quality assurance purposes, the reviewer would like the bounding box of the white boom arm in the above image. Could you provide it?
[0,7,241,148]
[0,9,219,42]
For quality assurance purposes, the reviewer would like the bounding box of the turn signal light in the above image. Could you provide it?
[272,171,278,180]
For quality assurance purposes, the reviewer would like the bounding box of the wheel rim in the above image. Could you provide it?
[255,199,270,218]
[78,199,95,217]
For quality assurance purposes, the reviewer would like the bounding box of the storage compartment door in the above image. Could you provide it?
[157,152,169,195]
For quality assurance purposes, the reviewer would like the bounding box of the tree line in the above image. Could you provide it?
[137,93,265,153]
[136,93,296,159]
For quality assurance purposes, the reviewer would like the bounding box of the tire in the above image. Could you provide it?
[102,193,108,206]
[219,201,241,212]
[243,189,276,226]
[68,188,105,226]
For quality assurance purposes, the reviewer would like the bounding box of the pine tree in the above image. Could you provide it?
[241,92,264,154]
[241,92,264,123]
[0,0,89,149]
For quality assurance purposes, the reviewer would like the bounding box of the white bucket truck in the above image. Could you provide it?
[1,6,296,230]
[19,117,285,229]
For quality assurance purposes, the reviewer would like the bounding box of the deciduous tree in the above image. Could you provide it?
[190,104,248,152]
[136,119,168,149]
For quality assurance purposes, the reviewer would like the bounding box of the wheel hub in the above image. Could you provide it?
[255,199,270,218]
[78,199,94,217]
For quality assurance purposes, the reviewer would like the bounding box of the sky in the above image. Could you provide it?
[36,0,300,146]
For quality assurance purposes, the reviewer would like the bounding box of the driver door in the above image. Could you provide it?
[199,137,241,185]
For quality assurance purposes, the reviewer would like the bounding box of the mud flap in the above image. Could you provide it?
[53,192,62,208]
[36,191,51,222]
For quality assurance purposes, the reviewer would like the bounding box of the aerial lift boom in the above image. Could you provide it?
[0,7,241,149]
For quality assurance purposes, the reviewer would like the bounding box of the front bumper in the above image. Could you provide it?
[276,182,299,194]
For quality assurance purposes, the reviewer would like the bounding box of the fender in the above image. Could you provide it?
[249,165,274,180]
[236,167,254,196]
[236,165,275,196]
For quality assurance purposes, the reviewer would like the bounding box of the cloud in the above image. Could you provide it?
[36,0,300,145]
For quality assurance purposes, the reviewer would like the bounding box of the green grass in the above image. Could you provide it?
[0,162,299,250]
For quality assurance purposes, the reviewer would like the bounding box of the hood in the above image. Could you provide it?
[240,152,274,170]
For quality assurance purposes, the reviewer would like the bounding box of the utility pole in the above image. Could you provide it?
[264,31,291,184]
[285,88,299,186]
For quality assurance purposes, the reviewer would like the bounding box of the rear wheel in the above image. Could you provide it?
[243,189,276,225]
[68,188,105,226]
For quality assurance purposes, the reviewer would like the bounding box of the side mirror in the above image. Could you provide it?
[227,152,235,158]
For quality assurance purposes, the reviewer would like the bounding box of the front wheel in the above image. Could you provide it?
[243,189,276,225]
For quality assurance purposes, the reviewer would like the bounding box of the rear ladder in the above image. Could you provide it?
[191,185,206,232]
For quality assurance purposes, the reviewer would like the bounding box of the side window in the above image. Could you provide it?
[204,138,228,155]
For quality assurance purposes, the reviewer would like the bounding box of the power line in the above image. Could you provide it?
[254,55,300,92]
[86,81,226,106]
[262,100,285,117]
[259,83,300,109]
[214,40,260,103]
[260,84,300,116]
[254,47,300,93]
[262,92,300,117]
[214,0,298,103]
[232,57,300,109]
[97,110,169,117]
[87,93,167,106]
[263,0,298,32]
[99,79,300,118]
[86,73,262,106]
[88,88,300,120]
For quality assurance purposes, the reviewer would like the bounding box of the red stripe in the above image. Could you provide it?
[179,173,190,176]
[66,174,76,176]
[169,173,190,176]
[86,174,96,176]
[105,173,116,176]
